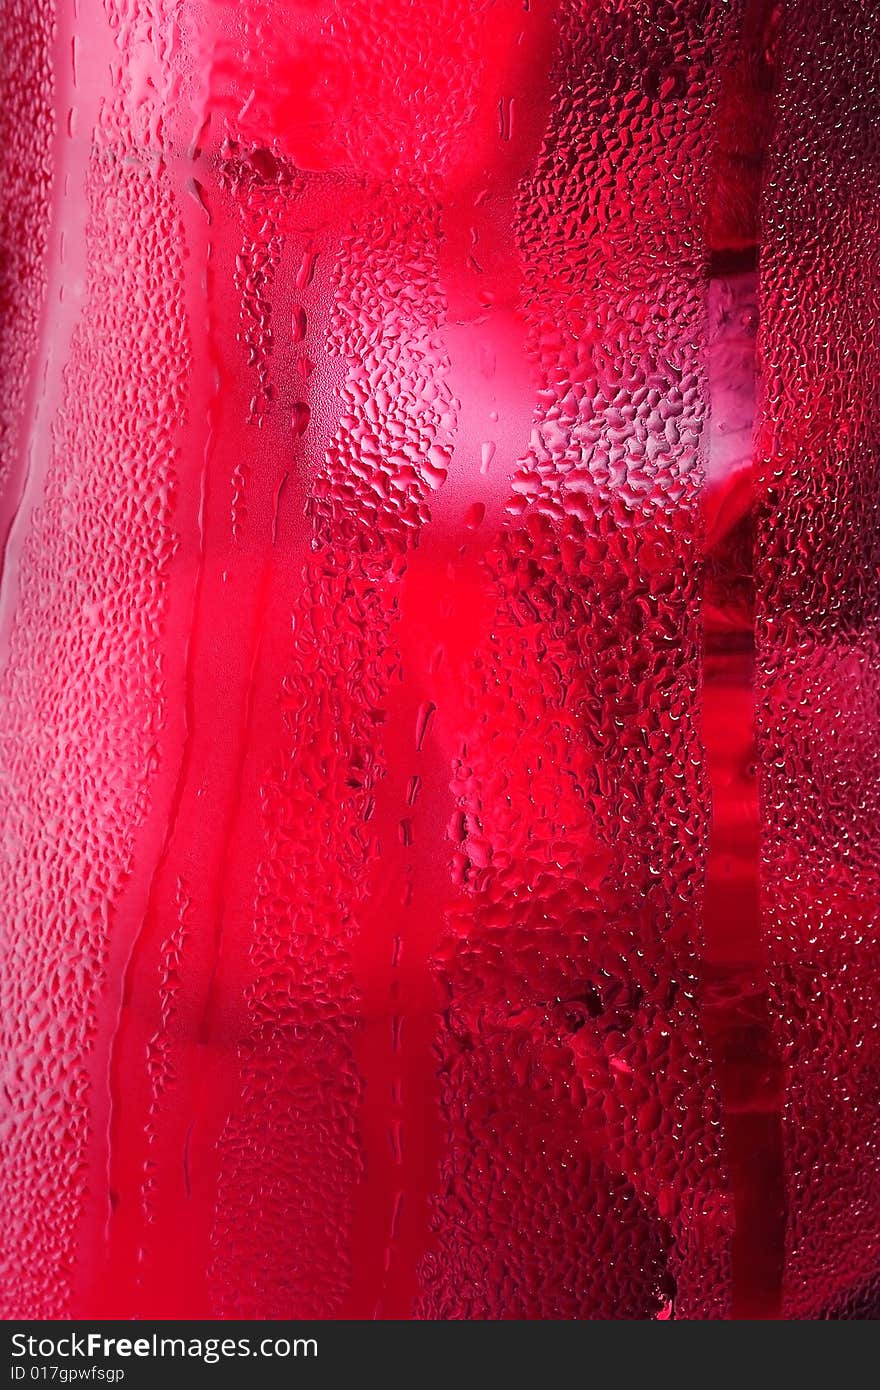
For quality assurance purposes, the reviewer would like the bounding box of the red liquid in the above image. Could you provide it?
[1,0,879,1320]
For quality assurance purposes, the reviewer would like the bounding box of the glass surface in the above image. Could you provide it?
[1,0,879,1319]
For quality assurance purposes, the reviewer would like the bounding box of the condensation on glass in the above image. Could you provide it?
[1,0,879,1320]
